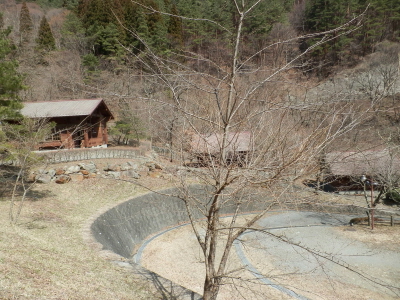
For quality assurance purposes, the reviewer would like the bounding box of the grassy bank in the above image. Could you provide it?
[0,163,169,300]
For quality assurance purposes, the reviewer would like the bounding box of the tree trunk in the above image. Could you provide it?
[203,277,220,300]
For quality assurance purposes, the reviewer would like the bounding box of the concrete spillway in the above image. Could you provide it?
[90,186,370,259]
[90,186,375,299]
[90,185,268,258]
[90,186,212,299]
[91,187,192,258]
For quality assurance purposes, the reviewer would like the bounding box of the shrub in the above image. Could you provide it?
[385,189,400,204]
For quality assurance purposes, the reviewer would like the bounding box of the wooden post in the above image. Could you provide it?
[391,216,394,226]
[98,122,103,139]
[371,177,374,230]
[104,124,108,145]
[84,130,89,148]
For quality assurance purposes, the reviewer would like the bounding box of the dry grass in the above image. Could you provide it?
[339,224,400,251]
[1,157,399,299]
[0,158,174,300]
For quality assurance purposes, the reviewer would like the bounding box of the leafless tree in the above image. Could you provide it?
[0,118,54,224]
[116,1,400,299]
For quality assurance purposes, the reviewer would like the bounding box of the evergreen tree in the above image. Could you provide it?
[62,0,79,9]
[0,11,4,29]
[302,0,400,76]
[78,0,111,28]
[0,25,24,121]
[121,0,148,51]
[168,4,183,47]
[36,16,56,51]
[95,23,124,57]
[77,0,127,56]
[19,2,33,44]
[60,12,87,53]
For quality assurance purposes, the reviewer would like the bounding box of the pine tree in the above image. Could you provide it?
[36,16,56,51]
[0,12,4,29]
[19,2,33,44]
[0,25,24,121]
[168,4,183,47]
[60,12,87,52]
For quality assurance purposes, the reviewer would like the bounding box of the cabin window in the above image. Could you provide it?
[91,127,98,138]
[46,128,61,141]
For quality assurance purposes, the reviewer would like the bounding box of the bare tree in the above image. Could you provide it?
[114,1,400,299]
[0,118,54,224]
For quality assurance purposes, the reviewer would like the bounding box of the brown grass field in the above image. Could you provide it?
[0,159,172,300]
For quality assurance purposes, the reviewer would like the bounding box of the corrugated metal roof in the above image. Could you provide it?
[21,99,108,118]
[325,149,400,176]
[191,132,252,154]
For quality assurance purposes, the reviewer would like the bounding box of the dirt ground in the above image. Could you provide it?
[140,206,400,300]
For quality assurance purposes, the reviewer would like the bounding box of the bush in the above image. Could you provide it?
[385,189,400,204]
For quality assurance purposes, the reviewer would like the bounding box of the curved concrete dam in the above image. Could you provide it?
[90,186,271,258]
[90,186,382,299]
[90,186,368,259]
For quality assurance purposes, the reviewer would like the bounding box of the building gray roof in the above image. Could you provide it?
[191,131,252,154]
[20,99,112,118]
[325,149,400,177]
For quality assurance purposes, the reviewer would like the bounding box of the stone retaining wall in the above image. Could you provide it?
[1,147,152,166]
[40,148,147,163]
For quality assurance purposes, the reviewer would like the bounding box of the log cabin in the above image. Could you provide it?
[21,99,114,150]
[190,131,252,166]
[322,149,400,191]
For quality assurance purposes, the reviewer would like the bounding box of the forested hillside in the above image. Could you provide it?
[0,0,399,147]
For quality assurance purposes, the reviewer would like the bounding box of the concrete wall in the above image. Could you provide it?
[90,186,378,259]
[91,187,191,258]
[90,186,399,299]
[39,148,147,164]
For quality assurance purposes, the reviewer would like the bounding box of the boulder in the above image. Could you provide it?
[26,172,36,182]
[65,165,80,174]
[121,170,140,179]
[80,169,90,175]
[154,162,163,170]
[37,169,46,175]
[120,163,132,171]
[69,173,84,181]
[48,169,56,178]
[145,161,156,171]
[81,162,97,173]
[104,164,120,172]
[36,174,52,184]
[106,171,121,179]
[55,175,71,184]
[55,168,65,175]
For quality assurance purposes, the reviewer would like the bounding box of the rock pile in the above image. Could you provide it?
[29,159,164,184]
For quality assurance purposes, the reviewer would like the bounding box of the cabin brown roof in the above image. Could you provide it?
[325,149,400,177]
[20,99,113,119]
[191,131,252,154]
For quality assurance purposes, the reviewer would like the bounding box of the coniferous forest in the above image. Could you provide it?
[60,0,399,71]
[0,0,400,144]
[4,0,400,71]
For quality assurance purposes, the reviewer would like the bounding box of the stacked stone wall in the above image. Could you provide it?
[40,148,147,163]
